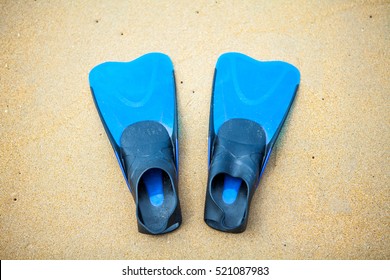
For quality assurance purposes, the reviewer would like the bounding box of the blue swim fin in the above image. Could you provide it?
[89,53,181,235]
[205,53,300,233]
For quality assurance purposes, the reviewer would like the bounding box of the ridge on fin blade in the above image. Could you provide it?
[89,53,181,235]
[205,53,300,233]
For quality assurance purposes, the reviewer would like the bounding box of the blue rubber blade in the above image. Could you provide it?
[89,53,175,147]
[142,169,164,207]
[211,53,300,151]
[89,53,177,189]
[222,174,242,204]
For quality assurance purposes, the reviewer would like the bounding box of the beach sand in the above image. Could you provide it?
[0,0,389,259]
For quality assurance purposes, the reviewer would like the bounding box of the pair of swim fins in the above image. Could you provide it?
[89,53,300,235]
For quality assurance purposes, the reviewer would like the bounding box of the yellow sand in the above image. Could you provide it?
[0,0,389,259]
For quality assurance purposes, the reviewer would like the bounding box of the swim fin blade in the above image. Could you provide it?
[205,53,300,233]
[89,53,182,235]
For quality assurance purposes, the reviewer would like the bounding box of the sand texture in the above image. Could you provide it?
[0,0,389,259]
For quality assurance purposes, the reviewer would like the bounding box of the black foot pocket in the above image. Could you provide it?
[120,121,182,235]
[205,118,266,233]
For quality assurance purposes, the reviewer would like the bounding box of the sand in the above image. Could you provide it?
[0,0,389,259]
